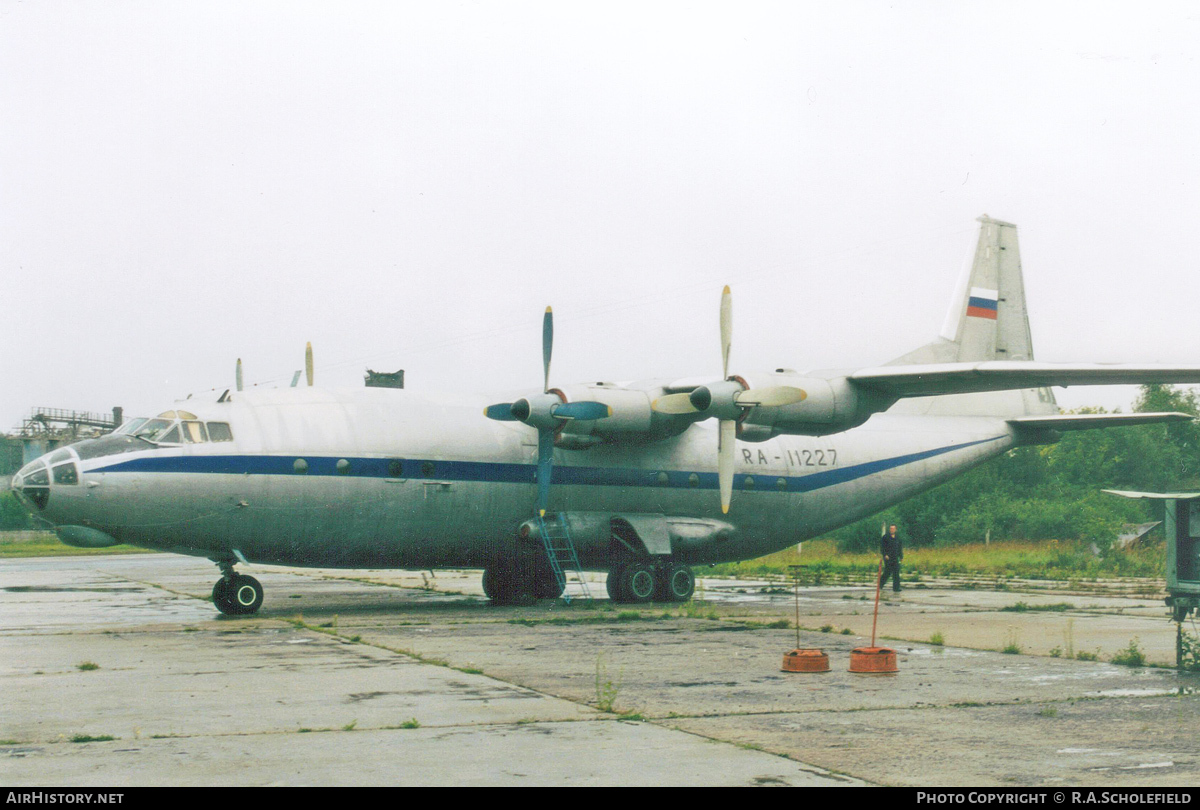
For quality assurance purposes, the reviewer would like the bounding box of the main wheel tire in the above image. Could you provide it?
[622,563,657,603]
[229,575,264,615]
[532,562,566,599]
[212,578,235,614]
[658,564,695,602]
[605,565,627,602]
[483,564,536,605]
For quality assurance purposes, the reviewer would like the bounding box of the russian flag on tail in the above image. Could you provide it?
[967,287,998,320]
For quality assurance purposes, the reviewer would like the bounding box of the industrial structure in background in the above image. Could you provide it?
[2,407,123,476]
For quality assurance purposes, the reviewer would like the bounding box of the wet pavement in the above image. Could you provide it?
[1,554,1197,786]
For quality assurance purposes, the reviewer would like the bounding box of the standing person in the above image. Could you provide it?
[880,523,903,594]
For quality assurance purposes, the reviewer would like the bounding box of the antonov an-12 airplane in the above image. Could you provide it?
[12,216,1200,613]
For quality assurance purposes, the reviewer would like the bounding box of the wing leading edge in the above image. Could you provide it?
[849,362,1200,399]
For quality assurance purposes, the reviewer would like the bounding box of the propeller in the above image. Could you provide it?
[652,286,807,514]
[236,359,244,392]
[305,342,314,387]
[485,307,612,516]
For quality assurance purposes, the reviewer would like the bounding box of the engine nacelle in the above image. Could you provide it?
[738,373,896,438]
[551,384,700,445]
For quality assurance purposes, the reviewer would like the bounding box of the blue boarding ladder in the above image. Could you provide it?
[535,513,592,602]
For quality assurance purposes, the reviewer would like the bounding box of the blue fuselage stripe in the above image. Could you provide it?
[83,436,1006,494]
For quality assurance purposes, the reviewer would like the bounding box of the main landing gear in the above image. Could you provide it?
[606,561,695,604]
[211,561,264,616]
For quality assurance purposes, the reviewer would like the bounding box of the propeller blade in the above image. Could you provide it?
[735,386,808,408]
[290,371,302,388]
[720,285,732,379]
[484,403,518,421]
[552,401,612,421]
[542,306,553,393]
[305,342,314,387]
[536,429,555,517]
[652,393,701,414]
[236,359,243,392]
[718,418,736,514]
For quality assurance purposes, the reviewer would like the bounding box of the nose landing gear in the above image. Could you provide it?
[211,561,264,616]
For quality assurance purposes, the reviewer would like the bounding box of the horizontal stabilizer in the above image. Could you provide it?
[850,362,1200,399]
[1008,412,1194,432]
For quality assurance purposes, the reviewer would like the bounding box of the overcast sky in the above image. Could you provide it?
[3,1,1199,430]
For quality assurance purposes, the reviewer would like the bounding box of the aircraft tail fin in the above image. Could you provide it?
[885,215,1058,417]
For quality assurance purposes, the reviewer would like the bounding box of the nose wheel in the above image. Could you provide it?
[212,565,264,616]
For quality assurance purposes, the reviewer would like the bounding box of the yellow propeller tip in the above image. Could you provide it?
[545,306,552,313]
[722,285,731,294]
[538,509,546,517]
[721,505,730,514]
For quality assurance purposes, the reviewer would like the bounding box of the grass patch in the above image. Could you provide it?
[70,734,116,743]
[76,662,99,671]
[0,530,151,558]
[1111,638,1147,668]
[1075,650,1099,662]
[399,719,420,729]
[1036,707,1058,718]
[929,631,945,646]
[342,720,358,731]
[1001,602,1075,613]
[710,538,1162,582]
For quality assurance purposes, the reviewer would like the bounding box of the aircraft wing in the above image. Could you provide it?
[848,362,1200,398]
[1008,412,1194,431]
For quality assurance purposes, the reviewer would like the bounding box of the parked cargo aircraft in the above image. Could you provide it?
[12,216,1200,613]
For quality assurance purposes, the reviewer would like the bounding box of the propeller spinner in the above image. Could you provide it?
[485,307,611,516]
[652,286,806,514]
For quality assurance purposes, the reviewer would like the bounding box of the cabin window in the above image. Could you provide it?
[293,459,309,474]
[388,460,405,477]
[776,477,788,491]
[207,423,233,442]
[743,476,755,490]
[336,459,351,475]
[656,471,669,486]
[688,473,700,488]
[52,463,79,485]
[421,461,436,477]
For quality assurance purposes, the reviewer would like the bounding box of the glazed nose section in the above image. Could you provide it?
[11,459,51,512]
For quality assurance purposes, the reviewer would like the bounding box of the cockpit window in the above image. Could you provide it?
[132,419,173,442]
[114,416,232,446]
[181,421,208,443]
[113,417,148,436]
[157,410,199,420]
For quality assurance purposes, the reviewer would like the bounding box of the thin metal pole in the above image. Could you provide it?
[871,556,884,649]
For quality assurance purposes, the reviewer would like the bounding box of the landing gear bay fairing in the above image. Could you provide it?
[12,217,1200,612]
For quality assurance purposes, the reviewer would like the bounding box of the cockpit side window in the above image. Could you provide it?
[207,422,233,442]
[157,425,182,444]
[181,421,208,443]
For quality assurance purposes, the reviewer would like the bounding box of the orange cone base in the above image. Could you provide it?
[849,646,898,673]
[781,648,830,673]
